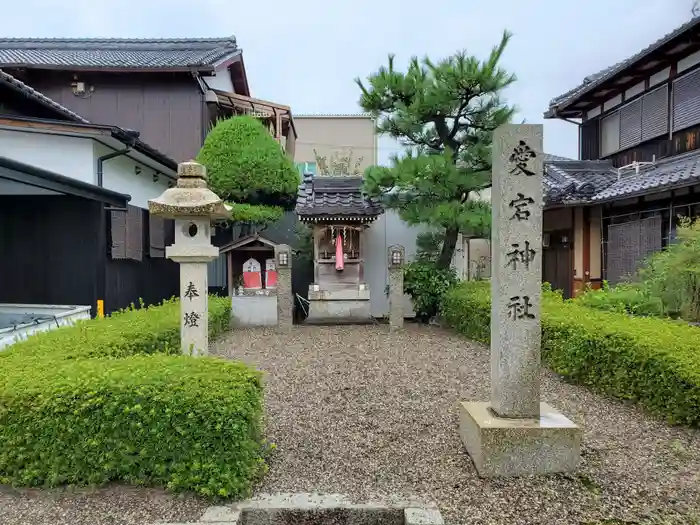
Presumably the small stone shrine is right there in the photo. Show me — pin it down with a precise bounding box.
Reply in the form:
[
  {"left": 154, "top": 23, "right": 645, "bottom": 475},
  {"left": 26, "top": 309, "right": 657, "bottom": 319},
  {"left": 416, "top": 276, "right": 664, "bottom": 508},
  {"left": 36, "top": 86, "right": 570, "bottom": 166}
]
[
  {"left": 148, "top": 160, "right": 229, "bottom": 356},
  {"left": 218, "top": 233, "right": 292, "bottom": 327},
  {"left": 296, "top": 173, "right": 384, "bottom": 323},
  {"left": 458, "top": 124, "right": 581, "bottom": 477}
]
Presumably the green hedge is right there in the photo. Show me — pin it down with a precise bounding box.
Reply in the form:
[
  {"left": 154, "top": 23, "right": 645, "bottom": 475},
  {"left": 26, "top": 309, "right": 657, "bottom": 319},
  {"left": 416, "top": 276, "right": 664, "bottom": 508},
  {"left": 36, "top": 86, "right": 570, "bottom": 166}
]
[
  {"left": 0, "top": 297, "right": 267, "bottom": 498},
  {"left": 442, "top": 281, "right": 700, "bottom": 426}
]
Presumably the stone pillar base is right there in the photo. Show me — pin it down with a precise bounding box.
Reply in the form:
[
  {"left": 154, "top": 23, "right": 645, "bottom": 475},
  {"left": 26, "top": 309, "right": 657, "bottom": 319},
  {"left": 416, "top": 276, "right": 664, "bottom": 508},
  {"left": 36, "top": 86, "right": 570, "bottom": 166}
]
[{"left": 458, "top": 401, "right": 581, "bottom": 477}]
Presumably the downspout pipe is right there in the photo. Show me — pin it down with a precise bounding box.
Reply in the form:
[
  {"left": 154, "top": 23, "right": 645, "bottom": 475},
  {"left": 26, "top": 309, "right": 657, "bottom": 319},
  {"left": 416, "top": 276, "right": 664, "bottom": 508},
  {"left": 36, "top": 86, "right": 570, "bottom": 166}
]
[
  {"left": 97, "top": 147, "right": 131, "bottom": 188},
  {"left": 95, "top": 146, "right": 131, "bottom": 319}
]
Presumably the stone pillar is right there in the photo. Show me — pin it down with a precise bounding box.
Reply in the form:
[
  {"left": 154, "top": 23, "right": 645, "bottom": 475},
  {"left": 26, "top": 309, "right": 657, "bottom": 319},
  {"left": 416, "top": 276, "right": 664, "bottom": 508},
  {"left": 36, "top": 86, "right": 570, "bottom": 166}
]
[
  {"left": 275, "top": 244, "right": 293, "bottom": 330},
  {"left": 457, "top": 124, "right": 581, "bottom": 477},
  {"left": 387, "top": 244, "right": 405, "bottom": 331},
  {"left": 490, "top": 126, "right": 544, "bottom": 419},
  {"left": 174, "top": 241, "right": 214, "bottom": 357},
  {"left": 148, "top": 160, "right": 230, "bottom": 356}
]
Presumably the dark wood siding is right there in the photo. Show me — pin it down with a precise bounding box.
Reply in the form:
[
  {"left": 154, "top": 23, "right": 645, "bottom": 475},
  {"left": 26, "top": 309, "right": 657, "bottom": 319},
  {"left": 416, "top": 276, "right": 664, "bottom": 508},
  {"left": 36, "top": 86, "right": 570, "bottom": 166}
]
[
  {"left": 21, "top": 71, "right": 205, "bottom": 161},
  {"left": 0, "top": 83, "right": 77, "bottom": 121},
  {"left": 105, "top": 208, "right": 178, "bottom": 314},
  {"left": 542, "top": 230, "right": 573, "bottom": 299},
  {"left": 608, "top": 135, "right": 673, "bottom": 167},
  {"left": 674, "top": 122, "right": 700, "bottom": 155},
  {"left": 0, "top": 195, "right": 101, "bottom": 309},
  {"left": 580, "top": 118, "right": 599, "bottom": 160},
  {"left": 0, "top": 195, "right": 179, "bottom": 316},
  {"left": 582, "top": 119, "right": 700, "bottom": 167}
]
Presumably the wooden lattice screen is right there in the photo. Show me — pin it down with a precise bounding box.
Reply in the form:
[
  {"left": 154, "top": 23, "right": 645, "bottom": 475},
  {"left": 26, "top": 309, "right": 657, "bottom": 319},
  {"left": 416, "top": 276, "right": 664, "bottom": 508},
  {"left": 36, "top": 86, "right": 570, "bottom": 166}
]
[
  {"left": 149, "top": 214, "right": 166, "bottom": 258},
  {"left": 606, "top": 215, "right": 662, "bottom": 284},
  {"left": 110, "top": 205, "right": 143, "bottom": 261}
]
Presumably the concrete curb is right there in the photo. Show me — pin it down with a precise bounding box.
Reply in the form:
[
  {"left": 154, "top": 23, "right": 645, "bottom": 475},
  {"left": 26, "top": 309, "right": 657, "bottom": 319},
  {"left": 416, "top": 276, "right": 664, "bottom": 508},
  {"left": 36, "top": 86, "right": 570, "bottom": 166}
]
[{"left": 151, "top": 493, "right": 444, "bottom": 524}]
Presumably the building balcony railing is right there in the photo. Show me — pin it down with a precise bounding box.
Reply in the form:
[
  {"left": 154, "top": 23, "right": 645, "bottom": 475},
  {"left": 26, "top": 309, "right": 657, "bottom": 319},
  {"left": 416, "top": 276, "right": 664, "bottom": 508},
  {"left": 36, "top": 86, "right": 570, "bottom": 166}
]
[{"left": 205, "top": 89, "right": 297, "bottom": 158}]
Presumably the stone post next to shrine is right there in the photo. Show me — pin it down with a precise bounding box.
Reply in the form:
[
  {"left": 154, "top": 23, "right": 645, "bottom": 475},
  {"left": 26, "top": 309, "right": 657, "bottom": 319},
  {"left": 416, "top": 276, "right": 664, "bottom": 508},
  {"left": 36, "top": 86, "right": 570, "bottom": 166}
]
[
  {"left": 458, "top": 124, "right": 581, "bottom": 477},
  {"left": 274, "top": 243, "right": 293, "bottom": 330},
  {"left": 148, "top": 160, "right": 230, "bottom": 356},
  {"left": 387, "top": 244, "right": 405, "bottom": 331}
]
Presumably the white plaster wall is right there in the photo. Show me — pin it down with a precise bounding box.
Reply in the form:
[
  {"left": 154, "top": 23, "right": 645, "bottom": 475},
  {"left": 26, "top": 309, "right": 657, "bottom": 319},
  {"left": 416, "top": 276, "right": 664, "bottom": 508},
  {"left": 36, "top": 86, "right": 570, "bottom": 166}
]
[
  {"left": 0, "top": 129, "right": 94, "bottom": 183},
  {"left": 93, "top": 143, "right": 170, "bottom": 209},
  {"left": 202, "top": 65, "right": 235, "bottom": 93},
  {"left": 0, "top": 129, "right": 173, "bottom": 208},
  {"left": 364, "top": 210, "right": 435, "bottom": 318}
]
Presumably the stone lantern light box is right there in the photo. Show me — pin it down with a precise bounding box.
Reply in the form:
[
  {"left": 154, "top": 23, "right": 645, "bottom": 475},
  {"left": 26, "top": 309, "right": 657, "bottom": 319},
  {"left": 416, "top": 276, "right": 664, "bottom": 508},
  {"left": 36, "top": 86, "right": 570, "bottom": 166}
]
[
  {"left": 389, "top": 246, "right": 405, "bottom": 267},
  {"left": 277, "top": 248, "right": 289, "bottom": 267}
]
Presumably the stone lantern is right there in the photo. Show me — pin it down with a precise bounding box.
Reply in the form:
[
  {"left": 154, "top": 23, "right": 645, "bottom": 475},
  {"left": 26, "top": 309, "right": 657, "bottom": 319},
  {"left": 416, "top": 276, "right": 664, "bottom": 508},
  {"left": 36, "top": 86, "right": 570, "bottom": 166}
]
[
  {"left": 148, "top": 160, "right": 230, "bottom": 356},
  {"left": 387, "top": 244, "right": 405, "bottom": 331}
]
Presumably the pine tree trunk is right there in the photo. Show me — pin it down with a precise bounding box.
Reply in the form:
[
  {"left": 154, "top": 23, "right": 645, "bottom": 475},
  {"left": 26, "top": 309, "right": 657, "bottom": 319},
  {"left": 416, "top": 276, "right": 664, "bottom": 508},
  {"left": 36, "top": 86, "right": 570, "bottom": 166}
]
[{"left": 436, "top": 226, "right": 459, "bottom": 270}]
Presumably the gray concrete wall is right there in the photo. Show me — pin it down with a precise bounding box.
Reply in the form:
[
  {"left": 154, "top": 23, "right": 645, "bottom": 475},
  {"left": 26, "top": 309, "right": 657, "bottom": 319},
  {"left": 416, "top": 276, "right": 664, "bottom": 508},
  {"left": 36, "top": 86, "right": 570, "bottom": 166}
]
[{"left": 231, "top": 295, "right": 277, "bottom": 326}]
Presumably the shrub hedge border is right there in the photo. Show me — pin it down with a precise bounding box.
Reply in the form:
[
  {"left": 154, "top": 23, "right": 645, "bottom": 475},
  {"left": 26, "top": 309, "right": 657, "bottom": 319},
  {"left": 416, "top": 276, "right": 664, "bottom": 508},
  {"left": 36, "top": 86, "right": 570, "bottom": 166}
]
[
  {"left": 0, "top": 297, "right": 266, "bottom": 498},
  {"left": 441, "top": 281, "right": 700, "bottom": 427}
]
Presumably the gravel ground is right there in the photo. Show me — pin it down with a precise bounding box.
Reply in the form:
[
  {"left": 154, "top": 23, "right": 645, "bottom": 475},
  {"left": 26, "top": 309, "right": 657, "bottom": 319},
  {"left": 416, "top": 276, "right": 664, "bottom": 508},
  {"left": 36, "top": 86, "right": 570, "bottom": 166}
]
[
  {"left": 0, "top": 485, "right": 208, "bottom": 525},
  {"left": 211, "top": 324, "right": 700, "bottom": 525},
  {"left": 1, "top": 323, "right": 698, "bottom": 525}
]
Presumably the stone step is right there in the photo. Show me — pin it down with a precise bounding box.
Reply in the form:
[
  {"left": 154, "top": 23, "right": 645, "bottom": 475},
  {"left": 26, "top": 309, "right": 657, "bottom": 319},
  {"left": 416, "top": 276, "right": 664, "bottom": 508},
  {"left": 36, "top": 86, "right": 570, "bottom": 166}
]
[{"left": 150, "top": 495, "right": 444, "bottom": 525}]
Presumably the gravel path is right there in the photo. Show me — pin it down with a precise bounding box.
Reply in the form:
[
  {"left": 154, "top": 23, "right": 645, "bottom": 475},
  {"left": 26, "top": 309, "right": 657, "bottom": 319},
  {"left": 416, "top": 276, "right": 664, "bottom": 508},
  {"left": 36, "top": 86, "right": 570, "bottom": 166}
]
[
  {"left": 0, "top": 485, "right": 208, "bottom": 525},
  {"left": 211, "top": 324, "right": 700, "bottom": 525},
  {"left": 1, "top": 324, "right": 698, "bottom": 525}
]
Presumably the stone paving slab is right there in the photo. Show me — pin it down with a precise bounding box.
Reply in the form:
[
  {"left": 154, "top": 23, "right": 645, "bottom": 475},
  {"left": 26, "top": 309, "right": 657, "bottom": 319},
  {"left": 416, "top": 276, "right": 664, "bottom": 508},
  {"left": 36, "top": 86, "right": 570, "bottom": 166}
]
[{"left": 150, "top": 493, "right": 444, "bottom": 525}]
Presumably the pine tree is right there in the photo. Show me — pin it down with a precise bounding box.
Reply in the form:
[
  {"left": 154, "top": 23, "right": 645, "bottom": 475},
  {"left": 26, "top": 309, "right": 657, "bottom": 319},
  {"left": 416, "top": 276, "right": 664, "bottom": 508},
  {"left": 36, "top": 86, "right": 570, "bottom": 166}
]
[{"left": 356, "top": 31, "right": 516, "bottom": 269}]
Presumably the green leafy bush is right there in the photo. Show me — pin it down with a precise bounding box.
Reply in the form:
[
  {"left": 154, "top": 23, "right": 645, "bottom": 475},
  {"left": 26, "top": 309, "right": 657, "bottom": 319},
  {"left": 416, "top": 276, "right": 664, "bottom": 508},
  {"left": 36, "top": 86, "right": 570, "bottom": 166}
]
[
  {"left": 640, "top": 217, "right": 700, "bottom": 321},
  {"left": 403, "top": 261, "right": 458, "bottom": 322},
  {"left": 577, "top": 219, "right": 700, "bottom": 322},
  {"left": 0, "top": 297, "right": 267, "bottom": 498},
  {"left": 575, "top": 281, "right": 664, "bottom": 317},
  {"left": 442, "top": 281, "right": 700, "bottom": 426},
  {"left": 196, "top": 116, "right": 298, "bottom": 211}
]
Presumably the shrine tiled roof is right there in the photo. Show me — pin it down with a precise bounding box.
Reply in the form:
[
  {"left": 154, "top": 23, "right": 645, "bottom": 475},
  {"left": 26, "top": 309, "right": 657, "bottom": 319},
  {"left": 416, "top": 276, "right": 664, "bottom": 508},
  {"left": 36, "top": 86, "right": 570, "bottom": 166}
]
[{"left": 295, "top": 174, "right": 384, "bottom": 221}]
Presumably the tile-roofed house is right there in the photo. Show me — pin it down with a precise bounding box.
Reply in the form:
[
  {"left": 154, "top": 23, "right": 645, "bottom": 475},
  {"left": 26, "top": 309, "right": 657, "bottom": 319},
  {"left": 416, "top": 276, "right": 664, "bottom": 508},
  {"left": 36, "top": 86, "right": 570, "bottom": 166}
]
[
  {"left": 295, "top": 174, "right": 384, "bottom": 222},
  {"left": 543, "top": 157, "right": 617, "bottom": 205},
  {"left": 0, "top": 80, "right": 183, "bottom": 319},
  {"left": 0, "top": 35, "right": 260, "bottom": 162},
  {"left": 0, "top": 36, "right": 240, "bottom": 70},
  {"left": 540, "top": 150, "right": 700, "bottom": 204},
  {"left": 544, "top": 16, "right": 700, "bottom": 118},
  {"left": 0, "top": 35, "right": 302, "bottom": 163},
  {"left": 592, "top": 149, "right": 700, "bottom": 202},
  {"left": 538, "top": 10, "right": 700, "bottom": 300},
  {"left": 0, "top": 68, "right": 89, "bottom": 123}
]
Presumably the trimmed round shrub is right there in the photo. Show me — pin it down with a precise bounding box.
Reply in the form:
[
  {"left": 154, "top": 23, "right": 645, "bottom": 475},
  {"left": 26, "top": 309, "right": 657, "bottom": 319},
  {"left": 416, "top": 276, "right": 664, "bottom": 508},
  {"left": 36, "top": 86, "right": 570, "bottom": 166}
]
[
  {"left": 196, "top": 115, "right": 299, "bottom": 209},
  {"left": 0, "top": 297, "right": 266, "bottom": 498}
]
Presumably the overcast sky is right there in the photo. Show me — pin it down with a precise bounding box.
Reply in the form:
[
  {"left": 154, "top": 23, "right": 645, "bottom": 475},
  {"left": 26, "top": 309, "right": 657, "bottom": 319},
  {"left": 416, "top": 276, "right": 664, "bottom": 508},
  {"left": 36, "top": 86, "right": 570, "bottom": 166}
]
[{"left": 4, "top": 0, "right": 695, "bottom": 163}]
